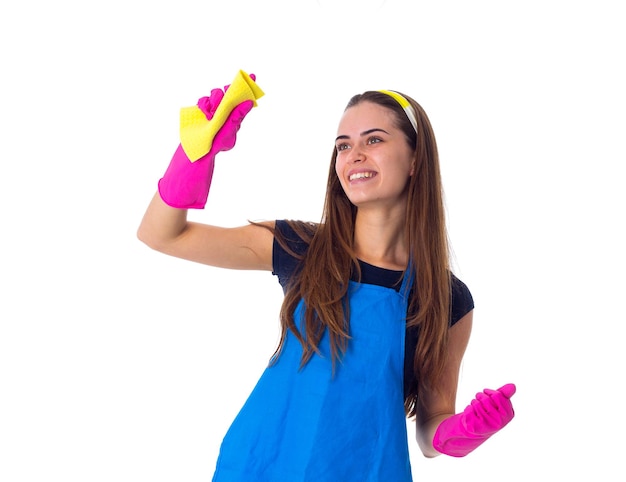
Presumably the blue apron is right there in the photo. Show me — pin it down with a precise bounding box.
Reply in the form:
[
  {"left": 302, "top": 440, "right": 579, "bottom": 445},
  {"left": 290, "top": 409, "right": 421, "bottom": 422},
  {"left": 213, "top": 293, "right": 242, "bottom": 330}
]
[{"left": 212, "top": 275, "right": 413, "bottom": 481}]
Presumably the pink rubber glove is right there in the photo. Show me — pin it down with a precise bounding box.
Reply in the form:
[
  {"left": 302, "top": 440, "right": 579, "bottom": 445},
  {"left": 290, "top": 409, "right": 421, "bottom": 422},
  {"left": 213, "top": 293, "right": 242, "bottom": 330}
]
[
  {"left": 433, "top": 383, "right": 516, "bottom": 457},
  {"left": 158, "top": 80, "right": 255, "bottom": 209}
]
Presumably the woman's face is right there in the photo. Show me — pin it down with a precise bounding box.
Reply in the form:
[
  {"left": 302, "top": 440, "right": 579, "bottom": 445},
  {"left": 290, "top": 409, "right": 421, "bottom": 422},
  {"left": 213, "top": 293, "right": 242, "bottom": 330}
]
[{"left": 334, "top": 101, "right": 414, "bottom": 209}]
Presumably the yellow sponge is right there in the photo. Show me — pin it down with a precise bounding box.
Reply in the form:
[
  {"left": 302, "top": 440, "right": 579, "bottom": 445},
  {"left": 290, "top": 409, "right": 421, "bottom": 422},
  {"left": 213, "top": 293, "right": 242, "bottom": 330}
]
[{"left": 180, "top": 70, "right": 264, "bottom": 162}]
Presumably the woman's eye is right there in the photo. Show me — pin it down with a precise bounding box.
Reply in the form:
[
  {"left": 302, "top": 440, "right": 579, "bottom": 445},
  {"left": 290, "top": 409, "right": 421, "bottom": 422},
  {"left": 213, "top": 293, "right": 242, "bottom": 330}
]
[
  {"left": 336, "top": 143, "right": 349, "bottom": 152},
  {"left": 367, "top": 137, "right": 382, "bottom": 145}
]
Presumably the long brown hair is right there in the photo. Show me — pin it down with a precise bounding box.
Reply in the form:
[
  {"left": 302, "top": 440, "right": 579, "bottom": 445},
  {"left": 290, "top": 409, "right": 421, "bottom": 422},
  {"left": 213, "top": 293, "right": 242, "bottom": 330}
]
[{"left": 270, "top": 91, "right": 451, "bottom": 418}]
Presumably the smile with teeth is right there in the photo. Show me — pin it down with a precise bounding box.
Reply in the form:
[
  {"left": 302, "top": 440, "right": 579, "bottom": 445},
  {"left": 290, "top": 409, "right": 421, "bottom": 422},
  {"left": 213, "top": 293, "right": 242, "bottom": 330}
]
[{"left": 349, "top": 171, "right": 377, "bottom": 181}]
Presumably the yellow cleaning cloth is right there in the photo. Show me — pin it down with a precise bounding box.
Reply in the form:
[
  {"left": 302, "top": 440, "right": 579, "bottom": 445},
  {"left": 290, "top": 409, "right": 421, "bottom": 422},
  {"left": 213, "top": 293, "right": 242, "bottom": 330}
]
[{"left": 180, "top": 70, "right": 264, "bottom": 162}]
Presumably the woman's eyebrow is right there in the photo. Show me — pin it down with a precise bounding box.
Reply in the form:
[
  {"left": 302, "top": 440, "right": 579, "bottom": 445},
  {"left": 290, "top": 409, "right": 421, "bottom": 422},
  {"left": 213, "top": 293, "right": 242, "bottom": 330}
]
[{"left": 335, "top": 128, "right": 390, "bottom": 142}]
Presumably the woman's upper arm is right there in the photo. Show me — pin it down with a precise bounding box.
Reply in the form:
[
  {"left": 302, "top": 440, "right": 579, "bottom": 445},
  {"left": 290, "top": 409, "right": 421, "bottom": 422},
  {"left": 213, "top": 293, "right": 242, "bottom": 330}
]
[
  {"left": 171, "top": 220, "right": 276, "bottom": 270},
  {"left": 138, "top": 192, "right": 275, "bottom": 271},
  {"left": 414, "top": 310, "right": 473, "bottom": 457}
]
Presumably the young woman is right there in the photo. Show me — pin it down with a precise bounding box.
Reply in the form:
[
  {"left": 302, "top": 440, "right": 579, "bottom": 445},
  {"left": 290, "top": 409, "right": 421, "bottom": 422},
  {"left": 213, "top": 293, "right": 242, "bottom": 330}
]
[{"left": 138, "top": 75, "right": 516, "bottom": 481}]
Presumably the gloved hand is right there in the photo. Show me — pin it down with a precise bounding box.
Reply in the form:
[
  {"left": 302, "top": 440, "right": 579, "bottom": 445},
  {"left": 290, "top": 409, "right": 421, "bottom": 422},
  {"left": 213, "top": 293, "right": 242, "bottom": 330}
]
[
  {"left": 158, "top": 73, "right": 258, "bottom": 209},
  {"left": 433, "top": 383, "right": 516, "bottom": 457}
]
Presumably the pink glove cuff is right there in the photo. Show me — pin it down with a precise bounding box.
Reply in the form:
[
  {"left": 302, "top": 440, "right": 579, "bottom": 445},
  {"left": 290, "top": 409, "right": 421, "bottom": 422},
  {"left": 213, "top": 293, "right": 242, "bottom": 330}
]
[{"left": 158, "top": 144, "right": 215, "bottom": 209}]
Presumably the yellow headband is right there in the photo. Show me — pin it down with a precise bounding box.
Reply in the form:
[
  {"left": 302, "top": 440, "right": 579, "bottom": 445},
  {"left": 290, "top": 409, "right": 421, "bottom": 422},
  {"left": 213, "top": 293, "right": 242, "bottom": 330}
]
[{"left": 379, "top": 90, "right": 418, "bottom": 134}]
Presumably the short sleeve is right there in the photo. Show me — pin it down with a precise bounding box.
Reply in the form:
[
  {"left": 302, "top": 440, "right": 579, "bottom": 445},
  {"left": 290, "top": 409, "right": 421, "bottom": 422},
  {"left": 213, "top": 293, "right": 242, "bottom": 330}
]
[
  {"left": 450, "top": 274, "right": 474, "bottom": 326},
  {"left": 272, "top": 220, "right": 310, "bottom": 293}
]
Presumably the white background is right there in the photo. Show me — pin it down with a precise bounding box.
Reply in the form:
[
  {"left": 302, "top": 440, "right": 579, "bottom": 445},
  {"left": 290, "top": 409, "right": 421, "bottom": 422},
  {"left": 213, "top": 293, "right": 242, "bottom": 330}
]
[{"left": 1, "top": 0, "right": 624, "bottom": 480}]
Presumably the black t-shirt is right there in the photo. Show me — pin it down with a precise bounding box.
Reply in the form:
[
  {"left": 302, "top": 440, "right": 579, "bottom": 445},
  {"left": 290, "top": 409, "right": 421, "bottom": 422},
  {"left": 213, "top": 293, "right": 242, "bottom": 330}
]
[{"left": 271, "top": 220, "right": 474, "bottom": 391}]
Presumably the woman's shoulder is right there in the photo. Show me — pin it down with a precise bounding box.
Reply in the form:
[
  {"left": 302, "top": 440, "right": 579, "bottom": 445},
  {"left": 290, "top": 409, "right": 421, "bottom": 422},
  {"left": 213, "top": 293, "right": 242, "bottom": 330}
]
[
  {"left": 272, "top": 220, "right": 320, "bottom": 290},
  {"left": 275, "top": 219, "right": 319, "bottom": 240},
  {"left": 450, "top": 273, "right": 474, "bottom": 325}
]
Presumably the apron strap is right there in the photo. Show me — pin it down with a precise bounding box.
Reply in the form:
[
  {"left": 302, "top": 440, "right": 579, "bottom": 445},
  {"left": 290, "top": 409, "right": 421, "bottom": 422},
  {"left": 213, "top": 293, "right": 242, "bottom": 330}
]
[{"left": 400, "top": 258, "right": 414, "bottom": 301}]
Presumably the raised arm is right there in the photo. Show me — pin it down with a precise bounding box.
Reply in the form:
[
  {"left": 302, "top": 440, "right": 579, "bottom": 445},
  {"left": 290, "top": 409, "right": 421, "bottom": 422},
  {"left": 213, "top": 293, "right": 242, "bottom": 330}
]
[{"left": 137, "top": 73, "right": 274, "bottom": 271}]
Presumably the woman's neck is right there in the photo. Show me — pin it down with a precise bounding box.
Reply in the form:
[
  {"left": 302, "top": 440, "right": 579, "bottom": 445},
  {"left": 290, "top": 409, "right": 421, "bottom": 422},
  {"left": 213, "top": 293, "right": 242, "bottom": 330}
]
[{"left": 353, "top": 207, "right": 408, "bottom": 271}]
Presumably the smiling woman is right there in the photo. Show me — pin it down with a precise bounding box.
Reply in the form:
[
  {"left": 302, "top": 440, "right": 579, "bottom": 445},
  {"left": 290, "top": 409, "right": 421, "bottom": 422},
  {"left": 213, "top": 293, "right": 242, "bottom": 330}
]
[{"left": 137, "top": 73, "right": 517, "bottom": 481}]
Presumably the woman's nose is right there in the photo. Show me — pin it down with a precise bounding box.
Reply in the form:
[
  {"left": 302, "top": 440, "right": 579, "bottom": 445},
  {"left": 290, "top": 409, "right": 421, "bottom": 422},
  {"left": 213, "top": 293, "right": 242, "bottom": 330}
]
[{"left": 346, "top": 146, "right": 364, "bottom": 163}]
